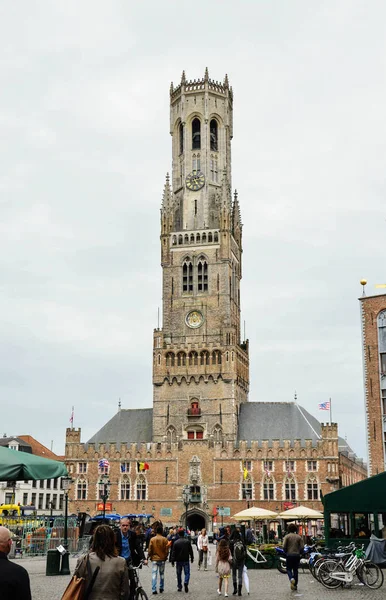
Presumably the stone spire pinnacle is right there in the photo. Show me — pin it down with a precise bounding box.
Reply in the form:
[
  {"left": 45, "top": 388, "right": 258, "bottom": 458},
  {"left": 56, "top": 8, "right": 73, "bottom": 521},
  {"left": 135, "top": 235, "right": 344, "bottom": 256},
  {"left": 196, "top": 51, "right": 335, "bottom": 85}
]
[
  {"left": 181, "top": 70, "right": 186, "bottom": 85},
  {"left": 161, "top": 173, "right": 172, "bottom": 209},
  {"left": 205, "top": 67, "right": 209, "bottom": 82}
]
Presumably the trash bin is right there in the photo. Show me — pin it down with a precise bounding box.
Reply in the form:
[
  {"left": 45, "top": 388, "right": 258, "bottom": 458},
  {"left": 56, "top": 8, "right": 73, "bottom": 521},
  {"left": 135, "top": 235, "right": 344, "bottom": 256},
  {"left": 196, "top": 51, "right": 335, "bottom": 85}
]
[{"left": 46, "top": 549, "right": 61, "bottom": 576}]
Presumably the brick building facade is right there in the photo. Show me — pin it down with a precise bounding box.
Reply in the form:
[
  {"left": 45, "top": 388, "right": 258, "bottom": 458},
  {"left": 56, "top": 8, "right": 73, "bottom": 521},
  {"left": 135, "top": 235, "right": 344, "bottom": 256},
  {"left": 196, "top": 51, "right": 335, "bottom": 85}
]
[
  {"left": 64, "top": 70, "right": 366, "bottom": 529},
  {"left": 359, "top": 288, "right": 386, "bottom": 475}
]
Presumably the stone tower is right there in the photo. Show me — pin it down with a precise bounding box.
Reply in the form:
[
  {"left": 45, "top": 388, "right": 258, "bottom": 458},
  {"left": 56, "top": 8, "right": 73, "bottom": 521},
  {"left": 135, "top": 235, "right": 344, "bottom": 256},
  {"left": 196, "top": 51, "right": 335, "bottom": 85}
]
[{"left": 152, "top": 69, "right": 250, "bottom": 443}]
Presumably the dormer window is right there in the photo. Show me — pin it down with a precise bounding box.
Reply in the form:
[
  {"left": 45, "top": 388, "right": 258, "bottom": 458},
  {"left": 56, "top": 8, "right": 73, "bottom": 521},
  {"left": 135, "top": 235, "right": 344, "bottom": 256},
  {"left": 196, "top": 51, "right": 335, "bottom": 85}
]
[{"left": 192, "top": 118, "right": 201, "bottom": 150}]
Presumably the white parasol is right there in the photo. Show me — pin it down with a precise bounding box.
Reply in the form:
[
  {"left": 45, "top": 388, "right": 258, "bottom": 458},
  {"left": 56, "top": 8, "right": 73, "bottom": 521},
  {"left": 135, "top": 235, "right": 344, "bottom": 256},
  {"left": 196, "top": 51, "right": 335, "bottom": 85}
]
[
  {"left": 232, "top": 506, "right": 279, "bottom": 520},
  {"left": 278, "top": 505, "right": 323, "bottom": 520}
]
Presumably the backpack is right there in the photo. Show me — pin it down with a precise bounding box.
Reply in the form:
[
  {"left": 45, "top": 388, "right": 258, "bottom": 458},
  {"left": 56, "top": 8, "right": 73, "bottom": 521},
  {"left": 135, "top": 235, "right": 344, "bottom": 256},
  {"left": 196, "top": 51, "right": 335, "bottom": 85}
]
[{"left": 234, "top": 540, "right": 245, "bottom": 562}]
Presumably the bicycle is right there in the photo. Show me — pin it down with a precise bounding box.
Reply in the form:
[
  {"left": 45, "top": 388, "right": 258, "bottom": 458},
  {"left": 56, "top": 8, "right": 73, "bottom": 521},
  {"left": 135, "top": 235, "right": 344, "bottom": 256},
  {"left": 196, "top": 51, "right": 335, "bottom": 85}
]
[
  {"left": 317, "top": 547, "right": 384, "bottom": 589},
  {"left": 128, "top": 560, "right": 149, "bottom": 600},
  {"left": 246, "top": 545, "right": 274, "bottom": 569},
  {"left": 310, "top": 542, "right": 356, "bottom": 580}
]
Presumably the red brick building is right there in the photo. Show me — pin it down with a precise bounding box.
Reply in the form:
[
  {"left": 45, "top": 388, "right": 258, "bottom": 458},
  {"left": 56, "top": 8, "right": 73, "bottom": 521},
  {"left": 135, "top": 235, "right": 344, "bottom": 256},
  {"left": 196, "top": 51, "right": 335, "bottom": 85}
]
[
  {"left": 359, "top": 289, "right": 386, "bottom": 475},
  {"left": 64, "top": 70, "right": 366, "bottom": 528}
]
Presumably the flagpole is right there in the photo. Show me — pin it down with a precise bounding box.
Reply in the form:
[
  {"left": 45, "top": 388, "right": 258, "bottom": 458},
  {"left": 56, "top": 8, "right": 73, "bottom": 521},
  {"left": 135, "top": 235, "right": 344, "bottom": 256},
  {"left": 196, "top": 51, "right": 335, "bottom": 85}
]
[{"left": 329, "top": 398, "right": 332, "bottom": 425}]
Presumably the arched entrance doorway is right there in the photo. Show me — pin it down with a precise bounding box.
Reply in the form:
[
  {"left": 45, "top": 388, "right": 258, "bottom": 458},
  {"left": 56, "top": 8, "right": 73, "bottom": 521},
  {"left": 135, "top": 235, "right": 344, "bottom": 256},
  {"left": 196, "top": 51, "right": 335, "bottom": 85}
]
[{"left": 183, "top": 509, "right": 207, "bottom": 532}]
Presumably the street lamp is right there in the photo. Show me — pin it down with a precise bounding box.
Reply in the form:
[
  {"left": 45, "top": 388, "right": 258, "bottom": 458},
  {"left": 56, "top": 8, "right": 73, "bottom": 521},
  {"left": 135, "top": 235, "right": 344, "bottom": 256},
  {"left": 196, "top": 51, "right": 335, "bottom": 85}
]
[
  {"left": 60, "top": 476, "right": 72, "bottom": 575},
  {"left": 182, "top": 487, "right": 190, "bottom": 529},
  {"left": 98, "top": 476, "right": 111, "bottom": 521}
]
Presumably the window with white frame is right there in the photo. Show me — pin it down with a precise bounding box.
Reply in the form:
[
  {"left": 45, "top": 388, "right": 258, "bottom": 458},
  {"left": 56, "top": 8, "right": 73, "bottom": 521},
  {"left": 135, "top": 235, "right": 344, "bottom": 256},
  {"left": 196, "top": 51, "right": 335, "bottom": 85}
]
[
  {"left": 307, "top": 460, "right": 317, "bottom": 472},
  {"left": 285, "top": 460, "right": 295, "bottom": 472},
  {"left": 263, "top": 479, "right": 274, "bottom": 500},
  {"left": 263, "top": 460, "right": 273, "bottom": 473},
  {"left": 284, "top": 478, "right": 296, "bottom": 501},
  {"left": 78, "top": 462, "right": 87, "bottom": 474},
  {"left": 307, "top": 477, "right": 319, "bottom": 500},
  {"left": 120, "top": 477, "right": 131, "bottom": 500},
  {"left": 120, "top": 462, "right": 130, "bottom": 474},
  {"left": 136, "top": 476, "right": 147, "bottom": 500},
  {"left": 77, "top": 478, "right": 87, "bottom": 500},
  {"left": 242, "top": 480, "right": 253, "bottom": 500}
]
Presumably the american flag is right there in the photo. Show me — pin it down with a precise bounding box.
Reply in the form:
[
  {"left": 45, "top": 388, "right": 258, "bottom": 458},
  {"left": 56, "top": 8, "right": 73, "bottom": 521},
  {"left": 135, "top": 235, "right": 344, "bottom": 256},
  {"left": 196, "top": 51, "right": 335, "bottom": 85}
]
[
  {"left": 318, "top": 401, "right": 331, "bottom": 411},
  {"left": 98, "top": 458, "right": 110, "bottom": 469}
]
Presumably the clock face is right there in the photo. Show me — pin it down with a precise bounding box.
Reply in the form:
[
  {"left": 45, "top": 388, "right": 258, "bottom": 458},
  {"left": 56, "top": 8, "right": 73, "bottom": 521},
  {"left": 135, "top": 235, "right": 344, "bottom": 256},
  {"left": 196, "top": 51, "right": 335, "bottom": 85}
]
[
  {"left": 186, "top": 170, "right": 205, "bottom": 191},
  {"left": 185, "top": 310, "right": 204, "bottom": 329}
]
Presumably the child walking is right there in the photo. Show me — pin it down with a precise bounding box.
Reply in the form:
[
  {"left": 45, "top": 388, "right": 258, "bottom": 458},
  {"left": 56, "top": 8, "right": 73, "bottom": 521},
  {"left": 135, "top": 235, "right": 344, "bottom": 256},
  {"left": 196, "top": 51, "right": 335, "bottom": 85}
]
[{"left": 216, "top": 539, "right": 232, "bottom": 597}]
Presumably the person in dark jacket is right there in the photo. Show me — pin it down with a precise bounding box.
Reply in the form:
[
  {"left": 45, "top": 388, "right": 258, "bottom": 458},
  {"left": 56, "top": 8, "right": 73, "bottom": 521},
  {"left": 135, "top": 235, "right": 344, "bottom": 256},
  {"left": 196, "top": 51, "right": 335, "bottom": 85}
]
[
  {"left": 229, "top": 528, "right": 246, "bottom": 596},
  {"left": 171, "top": 528, "right": 194, "bottom": 592},
  {"left": 115, "top": 518, "right": 147, "bottom": 600},
  {"left": 0, "top": 526, "right": 31, "bottom": 600}
]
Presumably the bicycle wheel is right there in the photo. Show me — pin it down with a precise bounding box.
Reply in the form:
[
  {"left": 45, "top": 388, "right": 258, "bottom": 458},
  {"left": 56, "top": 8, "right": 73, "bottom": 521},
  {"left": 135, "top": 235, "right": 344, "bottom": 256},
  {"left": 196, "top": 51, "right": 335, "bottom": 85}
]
[
  {"left": 261, "top": 553, "right": 274, "bottom": 569},
  {"left": 136, "top": 587, "right": 149, "bottom": 600},
  {"left": 318, "top": 560, "right": 344, "bottom": 589},
  {"left": 358, "top": 561, "right": 384, "bottom": 589},
  {"left": 311, "top": 556, "right": 326, "bottom": 580}
]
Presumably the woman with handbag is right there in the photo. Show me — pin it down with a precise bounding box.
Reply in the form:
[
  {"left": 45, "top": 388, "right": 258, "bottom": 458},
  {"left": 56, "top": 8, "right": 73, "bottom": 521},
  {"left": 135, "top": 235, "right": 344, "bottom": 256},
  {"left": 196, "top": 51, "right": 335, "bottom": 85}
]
[
  {"left": 69, "top": 525, "right": 129, "bottom": 600},
  {"left": 197, "top": 528, "right": 209, "bottom": 571}
]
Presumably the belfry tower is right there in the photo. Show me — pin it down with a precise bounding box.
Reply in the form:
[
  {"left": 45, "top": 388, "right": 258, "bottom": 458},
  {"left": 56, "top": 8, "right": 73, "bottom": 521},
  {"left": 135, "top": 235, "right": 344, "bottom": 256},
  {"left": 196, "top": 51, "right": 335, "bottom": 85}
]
[{"left": 152, "top": 69, "right": 249, "bottom": 443}]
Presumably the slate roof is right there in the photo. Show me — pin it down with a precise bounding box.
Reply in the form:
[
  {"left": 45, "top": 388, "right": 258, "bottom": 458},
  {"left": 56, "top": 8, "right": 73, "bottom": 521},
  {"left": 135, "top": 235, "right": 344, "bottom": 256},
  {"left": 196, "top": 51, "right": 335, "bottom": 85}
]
[
  {"left": 238, "top": 402, "right": 354, "bottom": 453},
  {"left": 86, "top": 409, "right": 153, "bottom": 447},
  {"left": 0, "top": 437, "right": 32, "bottom": 453}
]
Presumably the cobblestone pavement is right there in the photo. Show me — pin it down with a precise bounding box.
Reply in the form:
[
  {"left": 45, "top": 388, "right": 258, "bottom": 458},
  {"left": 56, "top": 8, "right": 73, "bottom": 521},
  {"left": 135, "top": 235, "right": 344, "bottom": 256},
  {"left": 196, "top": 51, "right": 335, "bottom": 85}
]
[{"left": 12, "top": 546, "right": 385, "bottom": 600}]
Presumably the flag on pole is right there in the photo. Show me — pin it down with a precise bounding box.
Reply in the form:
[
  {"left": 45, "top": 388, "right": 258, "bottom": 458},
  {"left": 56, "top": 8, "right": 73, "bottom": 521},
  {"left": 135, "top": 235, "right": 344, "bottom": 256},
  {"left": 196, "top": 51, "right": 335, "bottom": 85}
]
[
  {"left": 98, "top": 458, "right": 110, "bottom": 469},
  {"left": 243, "top": 467, "right": 249, "bottom": 480},
  {"left": 69, "top": 406, "right": 74, "bottom": 426},
  {"left": 137, "top": 461, "right": 150, "bottom": 472},
  {"left": 318, "top": 401, "right": 331, "bottom": 411}
]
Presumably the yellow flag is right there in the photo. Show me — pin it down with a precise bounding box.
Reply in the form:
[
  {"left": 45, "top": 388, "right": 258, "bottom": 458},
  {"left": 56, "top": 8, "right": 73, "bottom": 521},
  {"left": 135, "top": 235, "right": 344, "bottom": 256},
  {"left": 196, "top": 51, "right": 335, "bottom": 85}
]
[{"left": 243, "top": 467, "right": 248, "bottom": 480}]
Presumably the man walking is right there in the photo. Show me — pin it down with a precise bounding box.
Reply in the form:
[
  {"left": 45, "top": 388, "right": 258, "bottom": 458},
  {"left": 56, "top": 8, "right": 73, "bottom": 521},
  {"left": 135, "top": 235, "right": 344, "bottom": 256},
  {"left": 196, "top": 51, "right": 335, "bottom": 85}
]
[
  {"left": 148, "top": 525, "right": 169, "bottom": 595},
  {"left": 0, "top": 526, "right": 31, "bottom": 600},
  {"left": 229, "top": 527, "right": 246, "bottom": 596},
  {"left": 116, "top": 518, "right": 147, "bottom": 599},
  {"left": 171, "top": 528, "right": 194, "bottom": 592}
]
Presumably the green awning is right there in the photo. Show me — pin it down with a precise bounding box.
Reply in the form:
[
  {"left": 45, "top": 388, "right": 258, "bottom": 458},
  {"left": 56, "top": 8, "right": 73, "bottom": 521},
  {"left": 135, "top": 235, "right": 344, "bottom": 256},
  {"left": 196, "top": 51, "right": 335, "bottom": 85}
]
[
  {"left": 323, "top": 471, "right": 386, "bottom": 513},
  {"left": 0, "top": 446, "right": 68, "bottom": 481}
]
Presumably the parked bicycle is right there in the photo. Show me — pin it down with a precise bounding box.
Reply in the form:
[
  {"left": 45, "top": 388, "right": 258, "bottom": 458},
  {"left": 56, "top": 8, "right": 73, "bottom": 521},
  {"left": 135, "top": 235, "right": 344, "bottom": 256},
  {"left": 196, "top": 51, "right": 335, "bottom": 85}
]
[
  {"left": 317, "top": 546, "right": 384, "bottom": 589},
  {"left": 246, "top": 545, "right": 275, "bottom": 568}
]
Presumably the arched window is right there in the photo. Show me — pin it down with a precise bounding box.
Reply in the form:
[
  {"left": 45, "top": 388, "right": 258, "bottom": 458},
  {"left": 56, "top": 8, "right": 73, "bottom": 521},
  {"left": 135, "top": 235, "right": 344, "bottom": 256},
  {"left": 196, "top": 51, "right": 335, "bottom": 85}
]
[
  {"left": 213, "top": 425, "right": 222, "bottom": 441},
  {"left": 166, "top": 352, "right": 175, "bottom": 367},
  {"left": 306, "top": 476, "right": 319, "bottom": 501},
  {"left": 284, "top": 475, "right": 296, "bottom": 501},
  {"left": 136, "top": 476, "right": 147, "bottom": 500},
  {"left": 202, "top": 233, "right": 207, "bottom": 242},
  {"left": 208, "top": 232, "right": 213, "bottom": 243},
  {"left": 192, "top": 153, "right": 201, "bottom": 171},
  {"left": 182, "top": 258, "right": 193, "bottom": 293},
  {"left": 190, "top": 400, "right": 200, "bottom": 415},
  {"left": 192, "top": 118, "right": 201, "bottom": 150},
  {"left": 76, "top": 477, "right": 87, "bottom": 500},
  {"left": 172, "top": 235, "right": 177, "bottom": 245},
  {"left": 189, "top": 352, "right": 198, "bottom": 366},
  {"left": 214, "top": 232, "right": 219, "bottom": 242},
  {"left": 212, "top": 350, "right": 222, "bottom": 365},
  {"left": 262, "top": 475, "right": 275, "bottom": 501},
  {"left": 196, "top": 233, "right": 200, "bottom": 243},
  {"left": 178, "top": 234, "right": 183, "bottom": 245},
  {"left": 177, "top": 352, "right": 186, "bottom": 366},
  {"left": 120, "top": 475, "right": 130, "bottom": 500},
  {"left": 190, "top": 233, "right": 195, "bottom": 243},
  {"left": 197, "top": 257, "right": 208, "bottom": 292},
  {"left": 210, "top": 119, "right": 218, "bottom": 151},
  {"left": 167, "top": 426, "right": 177, "bottom": 444},
  {"left": 184, "top": 234, "right": 189, "bottom": 244},
  {"left": 179, "top": 122, "right": 184, "bottom": 154},
  {"left": 200, "top": 351, "right": 209, "bottom": 365}
]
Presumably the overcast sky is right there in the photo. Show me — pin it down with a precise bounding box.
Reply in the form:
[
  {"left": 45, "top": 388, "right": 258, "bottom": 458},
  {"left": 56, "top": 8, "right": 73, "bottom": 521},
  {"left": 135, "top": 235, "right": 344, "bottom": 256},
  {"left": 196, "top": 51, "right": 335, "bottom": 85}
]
[{"left": 1, "top": 1, "right": 385, "bottom": 459}]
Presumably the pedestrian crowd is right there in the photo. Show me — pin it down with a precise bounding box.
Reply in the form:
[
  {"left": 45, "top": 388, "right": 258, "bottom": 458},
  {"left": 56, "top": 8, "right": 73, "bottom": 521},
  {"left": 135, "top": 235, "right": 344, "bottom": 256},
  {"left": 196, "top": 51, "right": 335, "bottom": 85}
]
[{"left": 0, "top": 518, "right": 306, "bottom": 599}]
